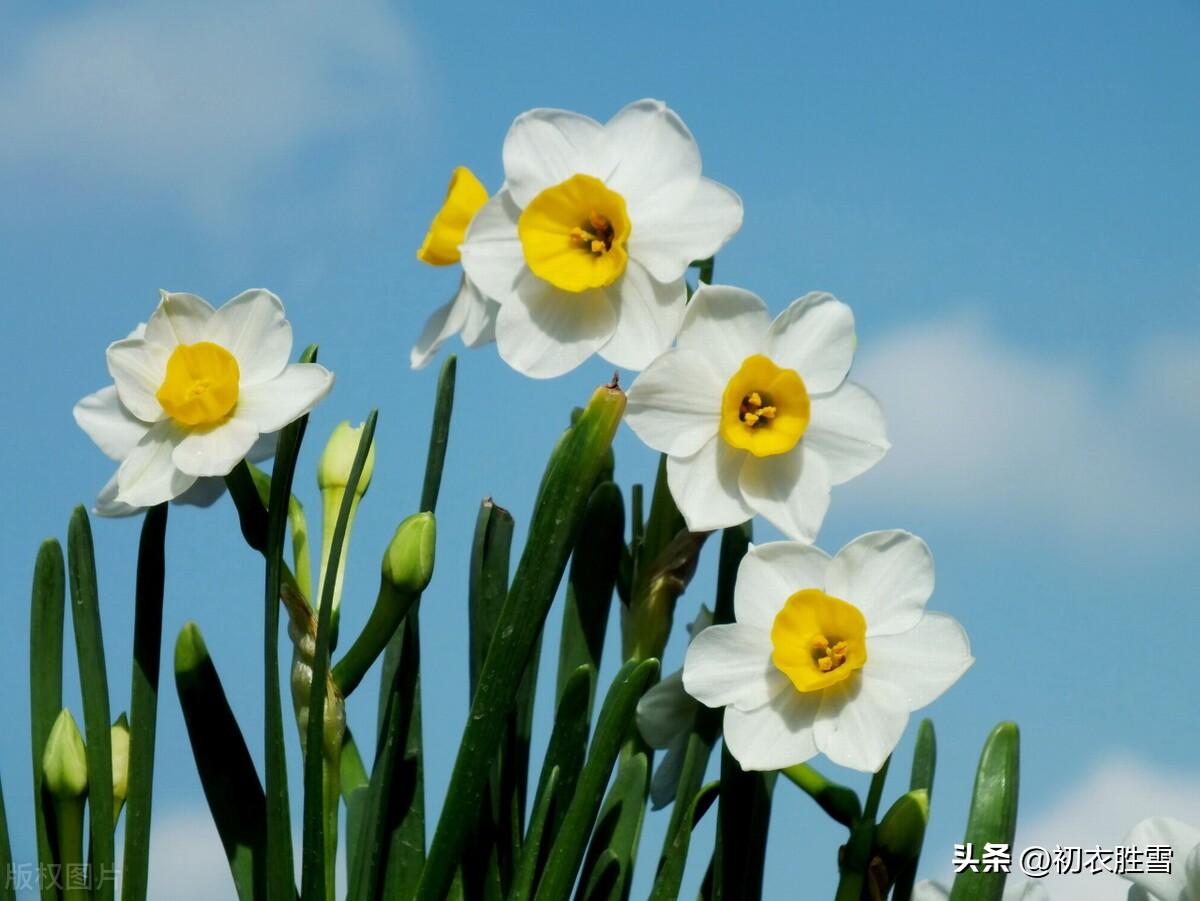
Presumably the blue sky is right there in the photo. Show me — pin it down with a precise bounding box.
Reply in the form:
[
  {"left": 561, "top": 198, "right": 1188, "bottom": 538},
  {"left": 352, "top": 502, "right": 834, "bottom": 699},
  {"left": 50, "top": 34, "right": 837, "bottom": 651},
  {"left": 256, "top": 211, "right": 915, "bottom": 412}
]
[{"left": 1, "top": 2, "right": 1198, "bottom": 898}]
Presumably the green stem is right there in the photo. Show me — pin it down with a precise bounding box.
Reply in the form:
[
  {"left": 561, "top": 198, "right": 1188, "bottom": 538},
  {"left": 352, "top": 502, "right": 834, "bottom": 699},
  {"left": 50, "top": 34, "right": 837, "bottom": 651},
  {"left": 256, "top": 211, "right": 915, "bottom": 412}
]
[
  {"left": 323, "top": 762, "right": 340, "bottom": 901},
  {"left": 834, "top": 757, "right": 891, "bottom": 901},
  {"left": 54, "top": 797, "right": 87, "bottom": 901}
]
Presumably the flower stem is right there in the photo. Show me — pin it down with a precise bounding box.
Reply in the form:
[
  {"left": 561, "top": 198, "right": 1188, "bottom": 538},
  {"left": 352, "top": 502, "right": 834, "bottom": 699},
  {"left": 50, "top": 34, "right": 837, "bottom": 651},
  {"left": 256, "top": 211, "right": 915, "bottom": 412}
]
[
  {"left": 54, "top": 797, "right": 87, "bottom": 901},
  {"left": 833, "top": 756, "right": 891, "bottom": 901}
]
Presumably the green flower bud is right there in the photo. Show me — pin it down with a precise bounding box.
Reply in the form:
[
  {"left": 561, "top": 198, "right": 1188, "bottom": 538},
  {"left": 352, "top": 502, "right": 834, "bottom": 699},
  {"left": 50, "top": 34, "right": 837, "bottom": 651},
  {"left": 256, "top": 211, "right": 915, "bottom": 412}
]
[
  {"left": 43, "top": 709, "right": 88, "bottom": 800},
  {"left": 382, "top": 512, "right": 436, "bottom": 595},
  {"left": 875, "top": 788, "right": 930, "bottom": 863},
  {"left": 318, "top": 421, "right": 377, "bottom": 627},
  {"left": 111, "top": 713, "right": 130, "bottom": 805}
]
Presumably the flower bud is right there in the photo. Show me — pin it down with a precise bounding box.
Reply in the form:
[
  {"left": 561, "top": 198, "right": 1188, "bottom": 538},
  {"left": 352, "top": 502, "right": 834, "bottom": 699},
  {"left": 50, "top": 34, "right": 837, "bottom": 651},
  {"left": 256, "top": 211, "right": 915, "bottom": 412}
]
[
  {"left": 875, "top": 788, "right": 930, "bottom": 863},
  {"left": 43, "top": 709, "right": 88, "bottom": 800},
  {"left": 111, "top": 713, "right": 130, "bottom": 809},
  {"left": 382, "top": 512, "right": 436, "bottom": 595},
  {"left": 318, "top": 421, "right": 377, "bottom": 493}
]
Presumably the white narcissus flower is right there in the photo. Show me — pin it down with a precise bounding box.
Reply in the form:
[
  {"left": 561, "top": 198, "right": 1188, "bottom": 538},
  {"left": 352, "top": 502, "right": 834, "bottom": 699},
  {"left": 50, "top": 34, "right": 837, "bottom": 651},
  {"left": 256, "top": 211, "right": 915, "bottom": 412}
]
[
  {"left": 411, "top": 166, "right": 501, "bottom": 369},
  {"left": 913, "top": 880, "right": 1049, "bottom": 900},
  {"left": 459, "top": 98, "right": 743, "bottom": 378},
  {"left": 635, "top": 605, "right": 712, "bottom": 809},
  {"left": 1121, "top": 817, "right": 1200, "bottom": 901},
  {"left": 682, "top": 531, "right": 973, "bottom": 773},
  {"left": 624, "top": 284, "right": 889, "bottom": 543},
  {"left": 74, "top": 290, "right": 334, "bottom": 510}
]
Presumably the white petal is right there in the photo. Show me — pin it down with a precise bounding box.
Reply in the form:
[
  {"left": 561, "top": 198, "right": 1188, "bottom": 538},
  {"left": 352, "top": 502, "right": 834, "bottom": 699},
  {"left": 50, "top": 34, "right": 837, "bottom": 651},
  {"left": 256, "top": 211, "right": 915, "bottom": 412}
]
[
  {"left": 144, "top": 291, "right": 216, "bottom": 349},
  {"left": 106, "top": 338, "right": 168, "bottom": 422},
  {"left": 766, "top": 293, "right": 856, "bottom": 394},
  {"left": 722, "top": 688, "right": 821, "bottom": 772},
  {"left": 116, "top": 420, "right": 196, "bottom": 507},
  {"left": 602, "top": 99, "right": 700, "bottom": 213},
  {"left": 636, "top": 670, "right": 694, "bottom": 749},
  {"left": 734, "top": 541, "right": 832, "bottom": 631},
  {"left": 459, "top": 191, "right": 526, "bottom": 304},
  {"left": 805, "top": 383, "right": 890, "bottom": 485},
  {"left": 458, "top": 279, "right": 499, "bottom": 348},
  {"left": 1123, "top": 818, "right": 1200, "bottom": 901},
  {"left": 629, "top": 178, "right": 744, "bottom": 284},
  {"left": 246, "top": 430, "right": 279, "bottom": 463},
  {"left": 738, "top": 445, "right": 832, "bottom": 543},
  {"left": 827, "top": 531, "right": 934, "bottom": 637},
  {"left": 682, "top": 623, "right": 788, "bottom": 712},
  {"left": 502, "top": 107, "right": 606, "bottom": 207},
  {"left": 236, "top": 363, "right": 334, "bottom": 434},
  {"left": 494, "top": 273, "right": 616, "bottom": 378},
  {"left": 74, "top": 386, "right": 151, "bottom": 461},
  {"left": 814, "top": 675, "right": 910, "bottom": 773},
  {"left": 93, "top": 471, "right": 139, "bottom": 518},
  {"left": 865, "top": 613, "right": 973, "bottom": 710},
  {"left": 205, "top": 289, "right": 292, "bottom": 386},
  {"left": 173, "top": 477, "right": 228, "bottom": 509},
  {"left": 172, "top": 416, "right": 260, "bottom": 478},
  {"left": 597, "top": 261, "right": 686, "bottom": 371},
  {"left": 1184, "top": 843, "right": 1200, "bottom": 898},
  {"left": 649, "top": 734, "right": 689, "bottom": 810},
  {"left": 911, "top": 882, "right": 950, "bottom": 901},
  {"left": 666, "top": 436, "right": 754, "bottom": 532},
  {"left": 410, "top": 287, "right": 471, "bottom": 371},
  {"left": 625, "top": 348, "right": 722, "bottom": 457},
  {"left": 675, "top": 284, "right": 769, "bottom": 378}
]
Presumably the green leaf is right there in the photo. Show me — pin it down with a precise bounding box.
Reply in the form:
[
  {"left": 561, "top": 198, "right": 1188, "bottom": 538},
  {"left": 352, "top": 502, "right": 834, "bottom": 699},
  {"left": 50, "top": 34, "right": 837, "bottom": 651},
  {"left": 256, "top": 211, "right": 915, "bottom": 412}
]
[
  {"left": 121, "top": 503, "right": 169, "bottom": 901},
  {"left": 892, "top": 719, "right": 938, "bottom": 901},
  {"left": 648, "top": 781, "right": 719, "bottom": 901},
  {"left": 418, "top": 382, "right": 626, "bottom": 901},
  {"left": 511, "top": 766, "right": 560, "bottom": 901},
  {"left": 262, "top": 342, "right": 318, "bottom": 900},
  {"left": 577, "top": 849, "right": 621, "bottom": 901},
  {"left": 0, "top": 771, "right": 13, "bottom": 901},
  {"left": 302, "top": 410, "right": 376, "bottom": 901},
  {"left": 420, "top": 354, "right": 456, "bottom": 514},
  {"left": 655, "top": 707, "right": 719, "bottom": 873},
  {"left": 66, "top": 506, "right": 116, "bottom": 901},
  {"left": 712, "top": 755, "right": 775, "bottom": 901},
  {"left": 533, "top": 658, "right": 659, "bottom": 901},
  {"left": 469, "top": 499, "right": 514, "bottom": 701},
  {"left": 29, "top": 538, "right": 65, "bottom": 901},
  {"left": 949, "top": 723, "right": 1020, "bottom": 901},
  {"left": 556, "top": 481, "right": 624, "bottom": 712},
  {"left": 576, "top": 745, "right": 649, "bottom": 901},
  {"left": 175, "top": 622, "right": 267, "bottom": 901}
]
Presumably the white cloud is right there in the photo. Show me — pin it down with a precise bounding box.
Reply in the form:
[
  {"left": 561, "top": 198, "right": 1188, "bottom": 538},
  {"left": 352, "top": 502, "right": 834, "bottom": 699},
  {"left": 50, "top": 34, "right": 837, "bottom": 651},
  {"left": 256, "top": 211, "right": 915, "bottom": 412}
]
[
  {"left": 1011, "top": 756, "right": 1200, "bottom": 900},
  {"left": 120, "top": 808, "right": 235, "bottom": 901},
  {"left": 0, "top": 2, "right": 422, "bottom": 225},
  {"left": 850, "top": 313, "right": 1200, "bottom": 546}
]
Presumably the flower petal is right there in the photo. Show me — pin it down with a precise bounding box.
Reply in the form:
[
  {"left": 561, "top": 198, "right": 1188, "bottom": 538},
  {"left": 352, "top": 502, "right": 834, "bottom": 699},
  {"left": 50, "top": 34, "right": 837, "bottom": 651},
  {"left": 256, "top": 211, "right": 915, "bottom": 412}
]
[
  {"left": 174, "top": 477, "right": 228, "bottom": 508},
  {"left": 503, "top": 108, "right": 606, "bottom": 207},
  {"left": 827, "top": 531, "right": 934, "bottom": 637},
  {"left": 602, "top": 99, "right": 700, "bottom": 212},
  {"left": 649, "top": 734, "right": 689, "bottom": 810},
  {"left": 410, "top": 289, "right": 471, "bottom": 371},
  {"left": 738, "top": 444, "right": 832, "bottom": 543},
  {"left": 106, "top": 338, "right": 168, "bottom": 422},
  {"left": 597, "top": 261, "right": 686, "bottom": 371},
  {"left": 144, "top": 291, "right": 216, "bottom": 349},
  {"left": 806, "top": 383, "right": 890, "bottom": 485},
  {"left": 666, "top": 436, "right": 754, "bottom": 532},
  {"left": 1123, "top": 817, "right": 1200, "bottom": 901},
  {"left": 675, "top": 284, "right": 770, "bottom": 378},
  {"left": 171, "top": 416, "right": 260, "bottom": 478},
  {"left": 625, "top": 348, "right": 723, "bottom": 457},
  {"left": 494, "top": 272, "right": 616, "bottom": 378},
  {"left": 636, "top": 670, "right": 695, "bottom": 749},
  {"left": 74, "top": 386, "right": 151, "bottom": 461},
  {"left": 205, "top": 289, "right": 292, "bottom": 386},
  {"left": 94, "top": 471, "right": 138, "bottom": 518},
  {"left": 629, "top": 178, "right": 744, "bottom": 284},
  {"left": 116, "top": 420, "right": 196, "bottom": 507},
  {"left": 683, "top": 623, "right": 789, "bottom": 712},
  {"left": 766, "top": 293, "right": 856, "bottom": 394},
  {"left": 458, "top": 279, "right": 499, "bottom": 347},
  {"left": 723, "top": 688, "right": 822, "bottom": 772},
  {"left": 236, "top": 363, "right": 334, "bottom": 434},
  {"left": 813, "top": 674, "right": 909, "bottom": 773},
  {"left": 866, "top": 613, "right": 973, "bottom": 710},
  {"left": 734, "top": 541, "right": 832, "bottom": 631},
  {"left": 459, "top": 191, "right": 526, "bottom": 303}
]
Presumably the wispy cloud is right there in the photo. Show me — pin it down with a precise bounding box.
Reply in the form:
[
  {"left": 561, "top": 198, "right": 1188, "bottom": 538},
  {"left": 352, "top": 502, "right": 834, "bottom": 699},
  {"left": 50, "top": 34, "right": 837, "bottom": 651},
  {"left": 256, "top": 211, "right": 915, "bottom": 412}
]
[
  {"left": 849, "top": 313, "right": 1200, "bottom": 548},
  {"left": 0, "top": 2, "right": 423, "bottom": 226}
]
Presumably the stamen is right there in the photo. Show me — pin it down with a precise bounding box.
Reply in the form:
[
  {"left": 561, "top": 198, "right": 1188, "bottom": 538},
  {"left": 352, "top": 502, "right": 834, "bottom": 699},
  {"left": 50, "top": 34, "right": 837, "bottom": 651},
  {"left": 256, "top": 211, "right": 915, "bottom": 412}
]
[
  {"left": 739, "top": 390, "right": 778, "bottom": 428},
  {"left": 811, "top": 634, "right": 852, "bottom": 675}
]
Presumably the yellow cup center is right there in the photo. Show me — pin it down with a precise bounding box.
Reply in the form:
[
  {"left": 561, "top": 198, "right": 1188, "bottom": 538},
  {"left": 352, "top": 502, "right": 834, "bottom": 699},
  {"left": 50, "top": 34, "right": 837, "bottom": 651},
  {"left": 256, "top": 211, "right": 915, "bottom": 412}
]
[
  {"left": 156, "top": 341, "right": 240, "bottom": 427},
  {"left": 417, "top": 166, "right": 490, "bottom": 267},
  {"left": 517, "top": 174, "right": 631, "bottom": 293},
  {"left": 719, "top": 354, "right": 811, "bottom": 457},
  {"left": 770, "top": 589, "right": 868, "bottom": 692}
]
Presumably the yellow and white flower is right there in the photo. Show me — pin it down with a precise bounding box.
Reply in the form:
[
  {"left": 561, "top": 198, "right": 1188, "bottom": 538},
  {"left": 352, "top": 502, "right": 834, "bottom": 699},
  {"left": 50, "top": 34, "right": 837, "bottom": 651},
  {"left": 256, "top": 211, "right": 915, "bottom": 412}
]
[
  {"left": 1121, "top": 817, "right": 1200, "bottom": 901},
  {"left": 635, "top": 605, "right": 712, "bottom": 809},
  {"left": 411, "top": 166, "right": 501, "bottom": 369},
  {"left": 459, "top": 99, "right": 743, "bottom": 378},
  {"left": 682, "top": 531, "right": 973, "bottom": 773},
  {"left": 74, "top": 290, "right": 333, "bottom": 510},
  {"left": 625, "top": 284, "right": 889, "bottom": 543}
]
